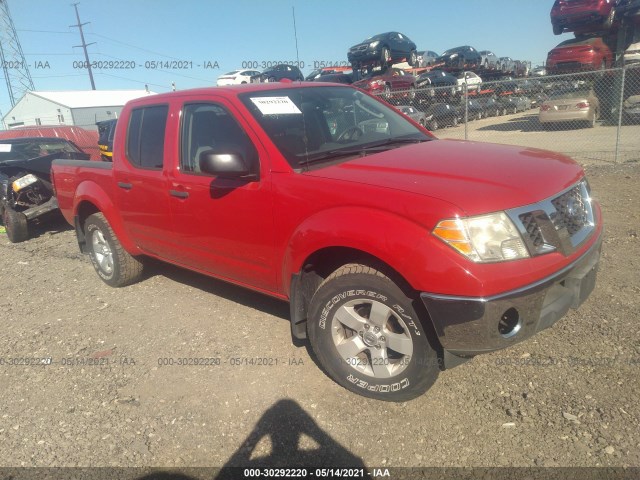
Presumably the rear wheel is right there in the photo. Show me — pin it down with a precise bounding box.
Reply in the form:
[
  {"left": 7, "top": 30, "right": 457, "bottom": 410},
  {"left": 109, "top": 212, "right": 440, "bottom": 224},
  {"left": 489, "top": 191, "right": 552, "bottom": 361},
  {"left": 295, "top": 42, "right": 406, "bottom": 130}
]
[
  {"left": 430, "top": 119, "right": 439, "bottom": 130},
  {"left": 307, "top": 264, "right": 439, "bottom": 402},
  {"left": 3, "top": 206, "right": 29, "bottom": 243},
  {"left": 85, "top": 213, "right": 144, "bottom": 287},
  {"left": 553, "top": 24, "right": 563, "bottom": 35}
]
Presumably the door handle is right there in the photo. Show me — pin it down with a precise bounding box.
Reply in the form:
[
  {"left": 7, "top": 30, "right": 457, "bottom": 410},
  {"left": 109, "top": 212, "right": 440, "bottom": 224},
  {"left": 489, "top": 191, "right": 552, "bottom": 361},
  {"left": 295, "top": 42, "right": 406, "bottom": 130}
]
[
  {"left": 117, "top": 182, "right": 133, "bottom": 190},
  {"left": 169, "top": 190, "right": 189, "bottom": 199}
]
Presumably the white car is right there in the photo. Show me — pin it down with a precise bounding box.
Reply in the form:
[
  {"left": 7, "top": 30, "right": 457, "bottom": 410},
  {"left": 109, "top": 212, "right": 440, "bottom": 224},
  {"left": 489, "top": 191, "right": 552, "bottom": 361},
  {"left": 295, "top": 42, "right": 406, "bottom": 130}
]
[
  {"left": 216, "top": 69, "right": 261, "bottom": 86},
  {"left": 456, "top": 71, "right": 482, "bottom": 93},
  {"left": 624, "top": 42, "right": 640, "bottom": 64}
]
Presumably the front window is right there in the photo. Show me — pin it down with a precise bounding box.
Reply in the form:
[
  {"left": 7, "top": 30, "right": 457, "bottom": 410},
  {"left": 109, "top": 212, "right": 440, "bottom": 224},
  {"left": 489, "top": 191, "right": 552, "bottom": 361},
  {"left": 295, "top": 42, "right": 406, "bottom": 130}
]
[{"left": 239, "top": 86, "right": 432, "bottom": 170}]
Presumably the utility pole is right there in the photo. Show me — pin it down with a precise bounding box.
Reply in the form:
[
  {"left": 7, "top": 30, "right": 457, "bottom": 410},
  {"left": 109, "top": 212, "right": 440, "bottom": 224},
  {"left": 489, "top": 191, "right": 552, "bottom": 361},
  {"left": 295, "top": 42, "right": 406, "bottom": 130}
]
[
  {"left": 0, "top": 0, "right": 35, "bottom": 107},
  {"left": 71, "top": 2, "right": 96, "bottom": 90}
]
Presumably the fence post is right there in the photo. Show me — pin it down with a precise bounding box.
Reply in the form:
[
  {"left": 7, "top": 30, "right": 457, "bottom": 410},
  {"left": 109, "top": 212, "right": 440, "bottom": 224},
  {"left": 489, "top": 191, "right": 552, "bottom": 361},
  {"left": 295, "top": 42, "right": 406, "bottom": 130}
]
[
  {"left": 615, "top": 65, "right": 626, "bottom": 164},
  {"left": 463, "top": 83, "right": 468, "bottom": 140}
]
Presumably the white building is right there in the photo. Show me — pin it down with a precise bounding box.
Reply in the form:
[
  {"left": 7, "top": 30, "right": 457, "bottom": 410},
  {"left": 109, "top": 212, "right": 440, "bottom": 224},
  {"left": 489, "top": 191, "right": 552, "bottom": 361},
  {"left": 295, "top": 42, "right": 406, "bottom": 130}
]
[{"left": 2, "top": 90, "right": 155, "bottom": 131}]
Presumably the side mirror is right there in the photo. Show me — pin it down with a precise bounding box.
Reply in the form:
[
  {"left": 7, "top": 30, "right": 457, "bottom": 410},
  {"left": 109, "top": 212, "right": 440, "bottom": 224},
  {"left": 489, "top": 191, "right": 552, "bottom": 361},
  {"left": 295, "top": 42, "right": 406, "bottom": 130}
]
[{"left": 199, "top": 150, "right": 257, "bottom": 180}]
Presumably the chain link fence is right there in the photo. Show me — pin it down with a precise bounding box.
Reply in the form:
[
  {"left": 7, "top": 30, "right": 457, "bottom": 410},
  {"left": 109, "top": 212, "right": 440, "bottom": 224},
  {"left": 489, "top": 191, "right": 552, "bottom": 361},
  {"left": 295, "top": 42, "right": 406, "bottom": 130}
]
[{"left": 378, "top": 64, "right": 640, "bottom": 165}]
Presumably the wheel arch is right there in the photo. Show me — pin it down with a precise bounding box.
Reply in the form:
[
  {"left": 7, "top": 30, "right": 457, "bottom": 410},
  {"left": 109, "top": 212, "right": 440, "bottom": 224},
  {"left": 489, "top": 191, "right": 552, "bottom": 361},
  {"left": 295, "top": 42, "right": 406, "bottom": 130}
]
[
  {"left": 72, "top": 182, "right": 139, "bottom": 255},
  {"left": 289, "top": 246, "right": 416, "bottom": 340}
]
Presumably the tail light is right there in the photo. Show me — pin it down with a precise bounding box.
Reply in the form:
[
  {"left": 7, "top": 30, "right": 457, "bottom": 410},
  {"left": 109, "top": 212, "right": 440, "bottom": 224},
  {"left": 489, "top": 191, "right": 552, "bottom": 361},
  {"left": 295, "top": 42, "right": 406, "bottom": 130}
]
[
  {"left": 540, "top": 105, "right": 551, "bottom": 111},
  {"left": 576, "top": 102, "right": 590, "bottom": 109}
]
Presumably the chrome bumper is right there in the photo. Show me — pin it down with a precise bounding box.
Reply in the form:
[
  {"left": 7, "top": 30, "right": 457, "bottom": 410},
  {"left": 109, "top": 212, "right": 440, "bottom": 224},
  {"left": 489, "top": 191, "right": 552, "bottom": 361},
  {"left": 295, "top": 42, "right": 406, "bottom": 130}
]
[{"left": 421, "top": 234, "right": 602, "bottom": 356}]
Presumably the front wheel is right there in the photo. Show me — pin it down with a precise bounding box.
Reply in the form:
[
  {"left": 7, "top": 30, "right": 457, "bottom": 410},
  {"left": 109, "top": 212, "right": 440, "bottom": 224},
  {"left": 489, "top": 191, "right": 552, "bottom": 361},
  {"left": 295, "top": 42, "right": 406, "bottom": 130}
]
[
  {"left": 408, "top": 50, "right": 417, "bottom": 67},
  {"left": 307, "top": 264, "right": 439, "bottom": 401},
  {"left": 3, "top": 206, "right": 29, "bottom": 243},
  {"left": 85, "top": 213, "right": 144, "bottom": 287}
]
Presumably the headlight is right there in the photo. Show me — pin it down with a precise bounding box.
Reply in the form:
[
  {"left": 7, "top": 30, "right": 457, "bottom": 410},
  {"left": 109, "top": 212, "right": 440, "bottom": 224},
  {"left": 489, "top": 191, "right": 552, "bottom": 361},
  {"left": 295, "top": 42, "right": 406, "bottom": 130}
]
[
  {"left": 369, "top": 41, "right": 380, "bottom": 48},
  {"left": 433, "top": 212, "right": 529, "bottom": 263},
  {"left": 12, "top": 174, "right": 38, "bottom": 192}
]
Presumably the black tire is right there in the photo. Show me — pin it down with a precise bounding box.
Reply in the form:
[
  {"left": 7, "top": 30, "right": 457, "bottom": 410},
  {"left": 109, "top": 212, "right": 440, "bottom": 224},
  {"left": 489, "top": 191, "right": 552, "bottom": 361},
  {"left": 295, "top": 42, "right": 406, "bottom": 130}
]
[
  {"left": 512, "top": 106, "right": 518, "bottom": 115},
  {"left": 452, "top": 116, "right": 458, "bottom": 127},
  {"left": 3, "top": 206, "right": 29, "bottom": 243},
  {"left": 381, "top": 46, "right": 391, "bottom": 64},
  {"left": 307, "top": 264, "right": 439, "bottom": 401},
  {"left": 85, "top": 213, "right": 143, "bottom": 287},
  {"left": 383, "top": 84, "right": 392, "bottom": 100},
  {"left": 553, "top": 24, "right": 563, "bottom": 35},
  {"left": 408, "top": 50, "right": 417, "bottom": 67},
  {"left": 604, "top": 8, "right": 615, "bottom": 29},
  {"left": 430, "top": 119, "right": 439, "bottom": 130},
  {"left": 408, "top": 85, "right": 416, "bottom": 101}
]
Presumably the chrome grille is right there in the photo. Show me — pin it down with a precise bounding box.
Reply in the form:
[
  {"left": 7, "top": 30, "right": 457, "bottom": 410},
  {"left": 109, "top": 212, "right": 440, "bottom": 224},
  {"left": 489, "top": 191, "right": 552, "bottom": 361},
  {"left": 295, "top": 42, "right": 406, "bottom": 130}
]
[
  {"left": 551, "top": 185, "right": 588, "bottom": 235},
  {"left": 519, "top": 212, "right": 544, "bottom": 249},
  {"left": 507, "top": 180, "right": 595, "bottom": 257}
]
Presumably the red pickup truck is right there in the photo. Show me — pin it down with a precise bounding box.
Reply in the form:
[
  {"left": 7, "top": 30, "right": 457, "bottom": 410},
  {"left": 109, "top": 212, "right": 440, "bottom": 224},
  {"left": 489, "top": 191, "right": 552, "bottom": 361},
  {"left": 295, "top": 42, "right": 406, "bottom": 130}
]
[{"left": 51, "top": 83, "right": 602, "bottom": 401}]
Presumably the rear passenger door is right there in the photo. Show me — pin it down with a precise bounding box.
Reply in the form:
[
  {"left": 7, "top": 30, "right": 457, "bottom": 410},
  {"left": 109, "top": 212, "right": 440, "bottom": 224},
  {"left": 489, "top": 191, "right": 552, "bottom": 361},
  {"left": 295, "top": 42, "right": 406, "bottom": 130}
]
[
  {"left": 114, "top": 104, "right": 177, "bottom": 258},
  {"left": 166, "top": 98, "right": 277, "bottom": 292}
]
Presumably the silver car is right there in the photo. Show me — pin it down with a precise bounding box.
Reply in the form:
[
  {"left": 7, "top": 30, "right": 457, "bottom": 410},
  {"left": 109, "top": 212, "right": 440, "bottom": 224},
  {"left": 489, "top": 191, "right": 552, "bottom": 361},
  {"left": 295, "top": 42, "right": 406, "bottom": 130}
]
[{"left": 539, "top": 89, "right": 599, "bottom": 129}]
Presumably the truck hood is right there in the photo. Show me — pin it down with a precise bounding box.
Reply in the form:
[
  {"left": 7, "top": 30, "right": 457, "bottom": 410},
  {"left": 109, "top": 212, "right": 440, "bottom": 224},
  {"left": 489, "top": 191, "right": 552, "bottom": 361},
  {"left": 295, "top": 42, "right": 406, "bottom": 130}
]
[{"left": 303, "top": 139, "right": 584, "bottom": 216}]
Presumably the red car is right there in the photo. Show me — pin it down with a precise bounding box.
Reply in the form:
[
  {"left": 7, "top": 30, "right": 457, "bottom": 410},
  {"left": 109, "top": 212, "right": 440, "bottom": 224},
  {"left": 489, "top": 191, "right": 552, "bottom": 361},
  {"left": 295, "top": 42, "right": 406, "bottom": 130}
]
[
  {"left": 550, "top": 0, "right": 615, "bottom": 35},
  {"left": 352, "top": 67, "right": 417, "bottom": 102},
  {"left": 546, "top": 36, "right": 613, "bottom": 73}
]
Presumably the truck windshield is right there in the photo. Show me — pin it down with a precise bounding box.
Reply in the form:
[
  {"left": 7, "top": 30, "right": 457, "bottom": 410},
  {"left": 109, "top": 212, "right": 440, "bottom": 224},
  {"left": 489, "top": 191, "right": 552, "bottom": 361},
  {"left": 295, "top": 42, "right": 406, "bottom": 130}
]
[{"left": 239, "top": 86, "right": 432, "bottom": 169}]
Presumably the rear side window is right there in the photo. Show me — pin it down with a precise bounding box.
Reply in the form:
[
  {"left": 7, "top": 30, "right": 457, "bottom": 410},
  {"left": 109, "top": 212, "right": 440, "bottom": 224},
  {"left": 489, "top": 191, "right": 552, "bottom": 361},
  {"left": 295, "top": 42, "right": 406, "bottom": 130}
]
[{"left": 126, "top": 105, "right": 169, "bottom": 169}]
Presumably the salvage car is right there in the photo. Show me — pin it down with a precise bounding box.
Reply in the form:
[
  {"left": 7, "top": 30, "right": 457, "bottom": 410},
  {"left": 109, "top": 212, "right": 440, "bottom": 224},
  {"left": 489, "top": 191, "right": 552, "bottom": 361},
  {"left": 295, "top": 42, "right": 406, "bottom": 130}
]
[
  {"left": 479, "top": 50, "right": 500, "bottom": 70},
  {"left": 546, "top": 36, "right": 613, "bottom": 73},
  {"left": 97, "top": 119, "right": 117, "bottom": 161},
  {"left": 423, "top": 103, "right": 460, "bottom": 130},
  {"left": 348, "top": 32, "right": 418, "bottom": 67},
  {"left": 622, "top": 94, "right": 640, "bottom": 122},
  {"left": 457, "top": 71, "right": 483, "bottom": 93},
  {"left": 251, "top": 64, "right": 304, "bottom": 83},
  {"left": 415, "top": 70, "right": 459, "bottom": 98},
  {"left": 539, "top": 88, "right": 600, "bottom": 128},
  {"left": 352, "top": 67, "right": 416, "bottom": 102},
  {"left": 0, "top": 137, "right": 90, "bottom": 242},
  {"left": 396, "top": 105, "right": 427, "bottom": 126},
  {"left": 216, "top": 69, "right": 261, "bottom": 86},
  {"left": 416, "top": 50, "right": 439, "bottom": 67},
  {"left": 436, "top": 46, "right": 482, "bottom": 71},
  {"left": 550, "top": 0, "right": 616, "bottom": 35}
]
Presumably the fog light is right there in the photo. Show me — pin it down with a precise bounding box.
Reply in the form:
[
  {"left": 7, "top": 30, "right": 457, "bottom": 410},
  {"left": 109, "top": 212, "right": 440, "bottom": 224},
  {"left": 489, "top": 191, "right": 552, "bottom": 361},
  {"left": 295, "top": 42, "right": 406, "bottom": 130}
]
[{"left": 498, "top": 307, "right": 521, "bottom": 338}]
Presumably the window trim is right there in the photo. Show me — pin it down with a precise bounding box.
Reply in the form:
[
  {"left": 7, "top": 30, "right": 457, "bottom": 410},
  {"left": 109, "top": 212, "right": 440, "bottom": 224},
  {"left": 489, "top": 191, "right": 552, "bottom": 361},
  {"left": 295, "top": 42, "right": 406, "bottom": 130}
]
[
  {"left": 125, "top": 103, "right": 169, "bottom": 171},
  {"left": 178, "top": 101, "right": 260, "bottom": 177}
]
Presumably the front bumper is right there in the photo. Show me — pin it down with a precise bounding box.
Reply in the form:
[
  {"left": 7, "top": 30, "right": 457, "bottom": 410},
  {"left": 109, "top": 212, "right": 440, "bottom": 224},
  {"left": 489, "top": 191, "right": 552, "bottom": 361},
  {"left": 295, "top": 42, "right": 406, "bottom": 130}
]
[{"left": 421, "top": 233, "right": 602, "bottom": 356}]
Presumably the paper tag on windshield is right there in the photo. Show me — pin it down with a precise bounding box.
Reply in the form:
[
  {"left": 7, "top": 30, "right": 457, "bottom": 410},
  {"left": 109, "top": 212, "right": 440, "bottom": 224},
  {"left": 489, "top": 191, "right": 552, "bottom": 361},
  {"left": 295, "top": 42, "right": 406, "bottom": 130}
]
[
  {"left": 0, "top": 144, "right": 12, "bottom": 152},
  {"left": 250, "top": 96, "right": 301, "bottom": 115}
]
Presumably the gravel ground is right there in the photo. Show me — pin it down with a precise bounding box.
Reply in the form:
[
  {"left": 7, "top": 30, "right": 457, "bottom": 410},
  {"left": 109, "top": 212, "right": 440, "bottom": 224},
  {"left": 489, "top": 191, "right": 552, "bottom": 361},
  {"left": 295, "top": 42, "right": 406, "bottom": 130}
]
[{"left": 0, "top": 159, "right": 638, "bottom": 475}]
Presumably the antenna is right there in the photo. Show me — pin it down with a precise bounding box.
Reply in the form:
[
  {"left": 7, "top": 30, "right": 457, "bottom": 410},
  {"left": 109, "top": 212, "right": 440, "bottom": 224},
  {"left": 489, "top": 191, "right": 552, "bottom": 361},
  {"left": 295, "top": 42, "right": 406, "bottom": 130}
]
[{"left": 292, "top": 6, "right": 301, "bottom": 82}]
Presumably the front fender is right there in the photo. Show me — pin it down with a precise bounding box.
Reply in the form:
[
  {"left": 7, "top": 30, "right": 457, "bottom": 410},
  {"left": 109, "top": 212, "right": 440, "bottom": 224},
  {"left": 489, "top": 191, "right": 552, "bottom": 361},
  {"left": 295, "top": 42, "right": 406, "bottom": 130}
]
[
  {"left": 73, "top": 180, "right": 140, "bottom": 255},
  {"left": 281, "top": 206, "right": 429, "bottom": 296}
]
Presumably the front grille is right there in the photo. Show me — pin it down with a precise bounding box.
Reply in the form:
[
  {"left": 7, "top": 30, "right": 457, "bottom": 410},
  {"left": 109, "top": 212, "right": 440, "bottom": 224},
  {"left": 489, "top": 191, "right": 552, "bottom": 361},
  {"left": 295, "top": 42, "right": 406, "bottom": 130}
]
[
  {"left": 551, "top": 185, "right": 588, "bottom": 235},
  {"left": 519, "top": 212, "right": 545, "bottom": 249},
  {"left": 508, "top": 180, "right": 595, "bottom": 257}
]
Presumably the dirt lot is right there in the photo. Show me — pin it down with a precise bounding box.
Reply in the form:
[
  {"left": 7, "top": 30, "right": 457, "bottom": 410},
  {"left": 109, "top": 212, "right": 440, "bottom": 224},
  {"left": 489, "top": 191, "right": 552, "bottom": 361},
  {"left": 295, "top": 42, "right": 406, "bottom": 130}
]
[{"left": 0, "top": 136, "right": 638, "bottom": 476}]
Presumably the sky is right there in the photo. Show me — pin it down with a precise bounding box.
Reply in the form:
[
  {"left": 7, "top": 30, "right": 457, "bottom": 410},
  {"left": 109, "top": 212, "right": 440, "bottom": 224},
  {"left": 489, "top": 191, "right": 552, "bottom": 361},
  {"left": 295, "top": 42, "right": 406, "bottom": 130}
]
[{"left": 2, "top": 0, "right": 569, "bottom": 115}]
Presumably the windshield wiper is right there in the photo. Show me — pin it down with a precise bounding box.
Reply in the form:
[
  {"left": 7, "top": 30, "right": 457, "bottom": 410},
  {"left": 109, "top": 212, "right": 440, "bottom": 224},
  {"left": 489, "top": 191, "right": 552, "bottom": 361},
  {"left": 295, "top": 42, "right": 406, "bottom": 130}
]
[{"left": 299, "top": 137, "right": 430, "bottom": 166}]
